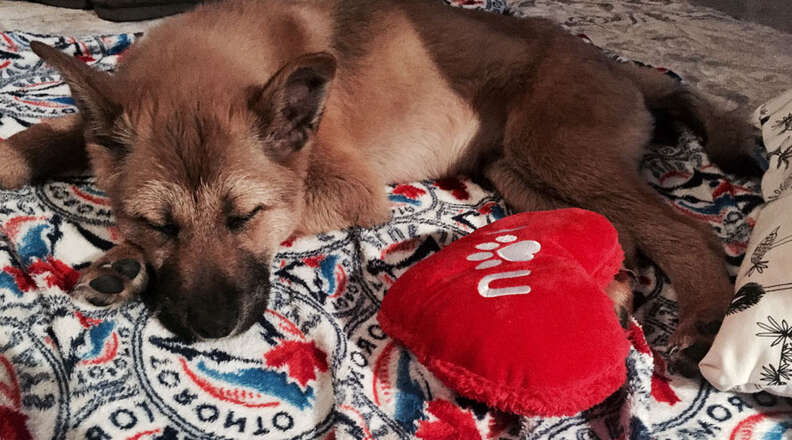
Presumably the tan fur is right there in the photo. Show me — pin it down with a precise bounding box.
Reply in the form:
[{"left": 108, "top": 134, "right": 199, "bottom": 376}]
[
  {"left": 605, "top": 269, "right": 636, "bottom": 329},
  {"left": 323, "top": 12, "right": 482, "bottom": 183},
  {"left": 0, "top": 0, "right": 762, "bottom": 368}
]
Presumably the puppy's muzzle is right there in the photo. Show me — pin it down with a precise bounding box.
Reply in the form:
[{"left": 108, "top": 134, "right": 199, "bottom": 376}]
[{"left": 146, "top": 261, "right": 270, "bottom": 340}]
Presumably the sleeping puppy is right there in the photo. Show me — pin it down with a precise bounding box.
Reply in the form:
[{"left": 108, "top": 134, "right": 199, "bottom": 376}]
[{"left": 0, "top": 0, "right": 760, "bottom": 375}]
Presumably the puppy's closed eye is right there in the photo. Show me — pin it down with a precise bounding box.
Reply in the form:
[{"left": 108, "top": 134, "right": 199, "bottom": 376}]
[
  {"left": 227, "top": 205, "right": 265, "bottom": 231},
  {"left": 140, "top": 217, "right": 180, "bottom": 237}
]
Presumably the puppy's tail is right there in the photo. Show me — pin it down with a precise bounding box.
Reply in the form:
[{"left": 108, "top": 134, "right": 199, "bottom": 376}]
[{"left": 616, "top": 62, "right": 763, "bottom": 177}]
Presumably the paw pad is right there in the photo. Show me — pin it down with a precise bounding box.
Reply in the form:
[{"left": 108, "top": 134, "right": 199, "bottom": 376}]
[
  {"left": 112, "top": 259, "right": 141, "bottom": 279},
  {"left": 75, "top": 249, "right": 148, "bottom": 308},
  {"left": 89, "top": 275, "right": 124, "bottom": 295}
]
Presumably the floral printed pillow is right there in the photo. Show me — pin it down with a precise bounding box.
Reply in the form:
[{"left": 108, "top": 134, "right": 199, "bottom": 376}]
[{"left": 700, "top": 89, "right": 792, "bottom": 396}]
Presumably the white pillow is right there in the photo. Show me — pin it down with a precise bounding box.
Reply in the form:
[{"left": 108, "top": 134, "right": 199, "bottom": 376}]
[{"left": 700, "top": 89, "right": 792, "bottom": 396}]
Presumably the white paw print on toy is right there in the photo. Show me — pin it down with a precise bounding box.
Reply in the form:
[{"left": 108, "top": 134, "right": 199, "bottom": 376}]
[{"left": 466, "top": 233, "right": 541, "bottom": 298}]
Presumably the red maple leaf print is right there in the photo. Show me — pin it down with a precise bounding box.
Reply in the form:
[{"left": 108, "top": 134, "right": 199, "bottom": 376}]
[
  {"left": 477, "top": 202, "right": 496, "bottom": 215},
  {"left": 650, "top": 350, "right": 680, "bottom": 405},
  {"left": 0, "top": 355, "right": 32, "bottom": 440},
  {"left": 0, "top": 407, "right": 32, "bottom": 440},
  {"left": 28, "top": 258, "right": 79, "bottom": 291},
  {"left": 626, "top": 322, "right": 679, "bottom": 405},
  {"left": 2, "top": 266, "right": 35, "bottom": 293},
  {"left": 434, "top": 178, "right": 470, "bottom": 200},
  {"left": 264, "top": 341, "right": 329, "bottom": 387},
  {"left": 392, "top": 184, "right": 426, "bottom": 199},
  {"left": 416, "top": 399, "right": 481, "bottom": 440}
]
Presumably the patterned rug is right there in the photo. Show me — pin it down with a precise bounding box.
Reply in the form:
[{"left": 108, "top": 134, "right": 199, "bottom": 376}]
[{"left": 1, "top": 8, "right": 792, "bottom": 440}]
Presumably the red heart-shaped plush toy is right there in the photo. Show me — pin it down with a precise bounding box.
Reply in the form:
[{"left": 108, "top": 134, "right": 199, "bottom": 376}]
[{"left": 378, "top": 208, "right": 630, "bottom": 417}]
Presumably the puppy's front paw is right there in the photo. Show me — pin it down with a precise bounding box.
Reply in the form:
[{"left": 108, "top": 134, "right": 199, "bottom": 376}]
[
  {"left": 667, "top": 315, "right": 723, "bottom": 378},
  {"left": 73, "top": 246, "right": 148, "bottom": 307},
  {"left": 0, "top": 140, "right": 32, "bottom": 190},
  {"left": 355, "top": 197, "right": 392, "bottom": 229}
]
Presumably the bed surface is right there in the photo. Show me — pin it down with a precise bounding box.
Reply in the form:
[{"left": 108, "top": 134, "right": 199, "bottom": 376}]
[
  {"left": 1, "top": 1, "right": 792, "bottom": 438},
  {"left": 2, "top": 0, "right": 791, "bottom": 109}
]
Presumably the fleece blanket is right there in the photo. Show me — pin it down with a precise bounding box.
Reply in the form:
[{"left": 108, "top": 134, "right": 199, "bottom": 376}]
[{"left": 1, "top": 27, "right": 792, "bottom": 440}]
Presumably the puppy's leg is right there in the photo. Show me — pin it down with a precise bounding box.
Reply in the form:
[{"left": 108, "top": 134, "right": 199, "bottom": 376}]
[
  {"left": 0, "top": 115, "right": 87, "bottom": 189},
  {"left": 484, "top": 158, "right": 635, "bottom": 326},
  {"left": 502, "top": 81, "right": 731, "bottom": 376},
  {"left": 299, "top": 145, "right": 391, "bottom": 234},
  {"left": 485, "top": 157, "right": 639, "bottom": 267},
  {"left": 588, "top": 186, "right": 729, "bottom": 376},
  {"left": 483, "top": 158, "right": 570, "bottom": 212},
  {"left": 73, "top": 242, "right": 148, "bottom": 307}
]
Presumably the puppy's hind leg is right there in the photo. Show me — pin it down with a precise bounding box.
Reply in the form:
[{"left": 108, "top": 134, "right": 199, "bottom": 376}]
[
  {"left": 0, "top": 114, "right": 87, "bottom": 189},
  {"left": 585, "top": 184, "right": 730, "bottom": 376},
  {"left": 500, "top": 78, "right": 731, "bottom": 377},
  {"left": 483, "top": 158, "right": 570, "bottom": 212},
  {"left": 483, "top": 158, "right": 636, "bottom": 327},
  {"left": 73, "top": 242, "right": 149, "bottom": 307}
]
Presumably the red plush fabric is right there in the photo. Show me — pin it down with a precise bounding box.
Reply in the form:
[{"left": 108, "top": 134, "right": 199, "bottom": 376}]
[{"left": 378, "top": 208, "right": 631, "bottom": 417}]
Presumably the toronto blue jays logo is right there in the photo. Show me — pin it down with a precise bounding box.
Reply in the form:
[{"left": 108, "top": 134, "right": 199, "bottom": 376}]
[
  {"left": 0, "top": 299, "right": 68, "bottom": 440},
  {"left": 70, "top": 312, "right": 119, "bottom": 366},
  {"left": 729, "top": 411, "right": 792, "bottom": 439},
  {"left": 0, "top": 214, "right": 80, "bottom": 298},
  {"left": 121, "top": 301, "right": 336, "bottom": 439},
  {"left": 36, "top": 178, "right": 116, "bottom": 227},
  {"left": 0, "top": 70, "right": 77, "bottom": 122},
  {"left": 1, "top": 32, "right": 134, "bottom": 126},
  {"left": 372, "top": 341, "right": 434, "bottom": 433},
  {"left": 274, "top": 252, "right": 352, "bottom": 309}
]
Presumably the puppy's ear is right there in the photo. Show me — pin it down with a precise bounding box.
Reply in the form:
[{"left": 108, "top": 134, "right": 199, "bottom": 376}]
[
  {"left": 31, "top": 42, "right": 123, "bottom": 150},
  {"left": 249, "top": 52, "right": 336, "bottom": 161}
]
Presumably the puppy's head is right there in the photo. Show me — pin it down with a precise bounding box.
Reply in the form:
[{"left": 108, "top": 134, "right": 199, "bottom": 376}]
[{"left": 31, "top": 42, "right": 336, "bottom": 340}]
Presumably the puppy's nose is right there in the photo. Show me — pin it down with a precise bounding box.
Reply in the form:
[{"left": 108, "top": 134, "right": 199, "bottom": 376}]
[
  {"left": 194, "top": 318, "right": 235, "bottom": 339},
  {"left": 191, "top": 303, "right": 237, "bottom": 339},
  {"left": 186, "top": 273, "right": 242, "bottom": 339}
]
